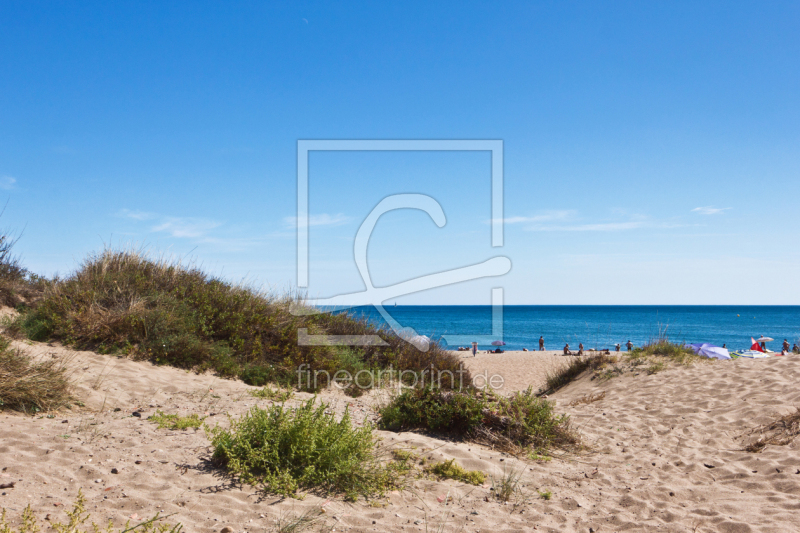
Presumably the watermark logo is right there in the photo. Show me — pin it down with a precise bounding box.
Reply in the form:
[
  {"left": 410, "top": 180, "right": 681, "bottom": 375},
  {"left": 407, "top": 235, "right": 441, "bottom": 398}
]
[{"left": 291, "top": 140, "right": 510, "bottom": 351}]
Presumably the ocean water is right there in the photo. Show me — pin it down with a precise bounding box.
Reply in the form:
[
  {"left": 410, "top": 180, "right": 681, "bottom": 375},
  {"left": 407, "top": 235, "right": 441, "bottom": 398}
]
[{"left": 343, "top": 306, "right": 800, "bottom": 352}]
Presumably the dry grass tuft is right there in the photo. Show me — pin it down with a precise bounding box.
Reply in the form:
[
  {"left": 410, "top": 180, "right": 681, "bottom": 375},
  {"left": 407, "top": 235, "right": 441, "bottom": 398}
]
[
  {"left": 568, "top": 390, "right": 606, "bottom": 406},
  {"left": 542, "top": 353, "right": 617, "bottom": 394},
  {"left": 742, "top": 408, "right": 800, "bottom": 453},
  {"left": 0, "top": 335, "right": 73, "bottom": 413}
]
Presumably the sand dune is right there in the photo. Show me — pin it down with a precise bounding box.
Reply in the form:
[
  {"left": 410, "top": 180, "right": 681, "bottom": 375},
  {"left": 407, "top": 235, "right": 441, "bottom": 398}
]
[{"left": 2, "top": 339, "right": 799, "bottom": 532}]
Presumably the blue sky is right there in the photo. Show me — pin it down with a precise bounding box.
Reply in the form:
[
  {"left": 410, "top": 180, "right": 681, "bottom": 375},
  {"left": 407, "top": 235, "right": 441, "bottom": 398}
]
[{"left": 1, "top": 1, "right": 798, "bottom": 304}]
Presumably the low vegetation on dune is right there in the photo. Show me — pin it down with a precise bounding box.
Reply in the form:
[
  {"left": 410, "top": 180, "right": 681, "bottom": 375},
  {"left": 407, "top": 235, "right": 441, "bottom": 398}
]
[
  {"left": 9, "top": 249, "right": 467, "bottom": 391},
  {"left": 208, "top": 398, "right": 405, "bottom": 500},
  {"left": 379, "top": 386, "right": 579, "bottom": 455},
  {"left": 426, "top": 459, "right": 486, "bottom": 485},
  {"left": 0, "top": 335, "right": 73, "bottom": 413},
  {"left": 542, "top": 337, "right": 703, "bottom": 394},
  {"left": 542, "top": 352, "right": 617, "bottom": 394}
]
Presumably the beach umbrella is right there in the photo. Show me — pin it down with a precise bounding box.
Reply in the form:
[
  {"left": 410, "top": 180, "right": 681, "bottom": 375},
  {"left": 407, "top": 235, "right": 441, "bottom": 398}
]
[
  {"left": 688, "top": 343, "right": 731, "bottom": 360},
  {"left": 491, "top": 340, "right": 506, "bottom": 346},
  {"left": 755, "top": 336, "right": 773, "bottom": 343}
]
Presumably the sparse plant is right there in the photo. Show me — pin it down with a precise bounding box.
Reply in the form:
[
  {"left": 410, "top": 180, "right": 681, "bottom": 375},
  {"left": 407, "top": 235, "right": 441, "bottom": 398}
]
[
  {"left": 425, "top": 459, "right": 485, "bottom": 485},
  {"left": 391, "top": 449, "right": 418, "bottom": 462},
  {"left": 249, "top": 386, "right": 294, "bottom": 402},
  {"left": 538, "top": 489, "right": 552, "bottom": 500},
  {"left": 0, "top": 489, "right": 181, "bottom": 532},
  {"left": 490, "top": 465, "right": 523, "bottom": 502},
  {"left": 148, "top": 410, "right": 205, "bottom": 430},
  {"left": 270, "top": 505, "right": 326, "bottom": 533}
]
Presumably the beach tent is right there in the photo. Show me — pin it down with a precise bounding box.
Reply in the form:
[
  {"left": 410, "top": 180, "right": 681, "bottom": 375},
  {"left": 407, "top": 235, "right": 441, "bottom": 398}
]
[
  {"left": 688, "top": 343, "right": 731, "bottom": 360},
  {"left": 750, "top": 337, "right": 764, "bottom": 352}
]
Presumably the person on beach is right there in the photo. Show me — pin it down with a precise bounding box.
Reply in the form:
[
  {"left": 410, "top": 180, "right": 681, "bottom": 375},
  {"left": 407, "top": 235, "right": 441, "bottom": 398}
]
[
  {"left": 615, "top": 343, "right": 621, "bottom": 352},
  {"left": 471, "top": 342, "right": 478, "bottom": 357},
  {"left": 626, "top": 340, "right": 633, "bottom": 351},
  {"left": 793, "top": 343, "right": 799, "bottom": 354},
  {"left": 578, "top": 342, "right": 584, "bottom": 356},
  {"left": 539, "top": 336, "right": 544, "bottom": 351},
  {"left": 563, "top": 343, "right": 571, "bottom": 356},
  {"left": 783, "top": 339, "right": 790, "bottom": 352}
]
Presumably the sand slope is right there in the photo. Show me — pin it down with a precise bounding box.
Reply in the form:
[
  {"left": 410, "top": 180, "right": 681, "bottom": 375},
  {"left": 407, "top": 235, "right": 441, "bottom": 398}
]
[{"left": 1, "top": 340, "right": 799, "bottom": 533}]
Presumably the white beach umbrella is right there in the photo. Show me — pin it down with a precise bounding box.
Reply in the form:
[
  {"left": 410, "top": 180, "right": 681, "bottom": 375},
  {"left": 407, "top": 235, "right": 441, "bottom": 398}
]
[{"left": 755, "top": 336, "right": 774, "bottom": 343}]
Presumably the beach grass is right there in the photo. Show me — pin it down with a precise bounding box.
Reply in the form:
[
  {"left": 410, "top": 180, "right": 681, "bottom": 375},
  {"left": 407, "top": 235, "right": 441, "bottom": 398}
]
[
  {"left": 208, "top": 398, "right": 404, "bottom": 500},
  {"left": 0, "top": 335, "right": 73, "bottom": 413},
  {"left": 8, "top": 248, "right": 467, "bottom": 391},
  {"left": 542, "top": 352, "right": 617, "bottom": 394}
]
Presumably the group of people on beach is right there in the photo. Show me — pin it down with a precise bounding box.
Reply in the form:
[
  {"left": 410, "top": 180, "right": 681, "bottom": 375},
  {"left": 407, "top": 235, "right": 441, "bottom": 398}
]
[{"left": 457, "top": 336, "right": 637, "bottom": 356}]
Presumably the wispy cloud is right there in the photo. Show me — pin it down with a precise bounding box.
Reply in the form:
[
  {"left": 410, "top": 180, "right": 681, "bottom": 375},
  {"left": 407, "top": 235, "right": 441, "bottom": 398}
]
[
  {"left": 492, "top": 210, "right": 575, "bottom": 225},
  {"left": 117, "top": 208, "right": 222, "bottom": 238},
  {"left": 692, "top": 206, "right": 730, "bottom": 215},
  {"left": 118, "top": 208, "right": 158, "bottom": 221},
  {"left": 284, "top": 213, "right": 351, "bottom": 229},
  {"left": 0, "top": 176, "right": 17, "bottom": 190},
  {"left": 526, "top": 220, "right": 648, "bottom": 232},
  {"left": 152, "top": 217, "right": 222, "bottom": 238}
]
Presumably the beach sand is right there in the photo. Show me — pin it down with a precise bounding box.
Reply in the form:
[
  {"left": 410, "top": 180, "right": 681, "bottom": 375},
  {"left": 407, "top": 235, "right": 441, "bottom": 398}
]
[
  {"left": 458, "top": 349, "right": 596, "bottom": 393},
  {"left": 2, "top": 336, "right": 799, "bottom": 532}
]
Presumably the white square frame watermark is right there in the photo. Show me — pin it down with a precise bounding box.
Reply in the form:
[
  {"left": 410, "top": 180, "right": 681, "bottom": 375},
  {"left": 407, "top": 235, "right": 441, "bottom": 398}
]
[
  {"left": 296, "top": 139, "right": 504, "bottom": 288},
  {"left": 295, "top": 139, "right": 508, "bottom": 349}
]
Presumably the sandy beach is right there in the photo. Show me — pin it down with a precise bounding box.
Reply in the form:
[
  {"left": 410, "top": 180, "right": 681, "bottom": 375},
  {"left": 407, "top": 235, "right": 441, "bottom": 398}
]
[
  {"left": 2, "top": 338, "right": 799, "bottom": 532},
  {"left": 458, "top": 349, "right": 596, "bottom": 393}
]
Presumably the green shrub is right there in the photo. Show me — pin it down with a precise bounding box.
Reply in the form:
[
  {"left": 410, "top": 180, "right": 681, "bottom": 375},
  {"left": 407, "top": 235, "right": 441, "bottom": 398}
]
[
  {"left": 379, "top": 387, "right": 579, "bottom": 454},
  {"left": 148, "top": 410, "right": 205, "bottom": 430},
  {"left": 426, "top": 459, "right": 485, "bottom": 485},
  {"left": 378, "top": 386, "right": 485, "bottom": 434},
  {"left": 208, "top": 398, "right": 401, "bottom": 500},
  {"left": 11, "top": 249, "right": 467, "bottom": 390}
]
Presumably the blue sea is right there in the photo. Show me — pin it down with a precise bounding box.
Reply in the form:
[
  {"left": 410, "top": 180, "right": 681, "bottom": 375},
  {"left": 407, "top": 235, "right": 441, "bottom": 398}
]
[{"left": 343, "top": 306, "right": 800, "bottom": 352}]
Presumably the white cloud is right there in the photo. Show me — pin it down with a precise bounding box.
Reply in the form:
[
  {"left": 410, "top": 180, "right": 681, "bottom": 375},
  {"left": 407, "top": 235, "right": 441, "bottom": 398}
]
[
  {"left": 526, "top": 220, "right": 648, "bottom": 232},
  {"left": 152, "top": 217, "right": 222, "bottom": 238},
  {"left": 118, "top": 208, "right": 158, "bottom": 221},
  {"left": 0, "top": 176, "right": 16, "bottom": 190},
  {"left": 493, "top": 210, "right": 575, "bottom": 225},
  {"left": 692, "top": 206, "right": 730, "bottom": 215},
  {"left": 284, "top": 213, "right": 351, "bottom": 229}
]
